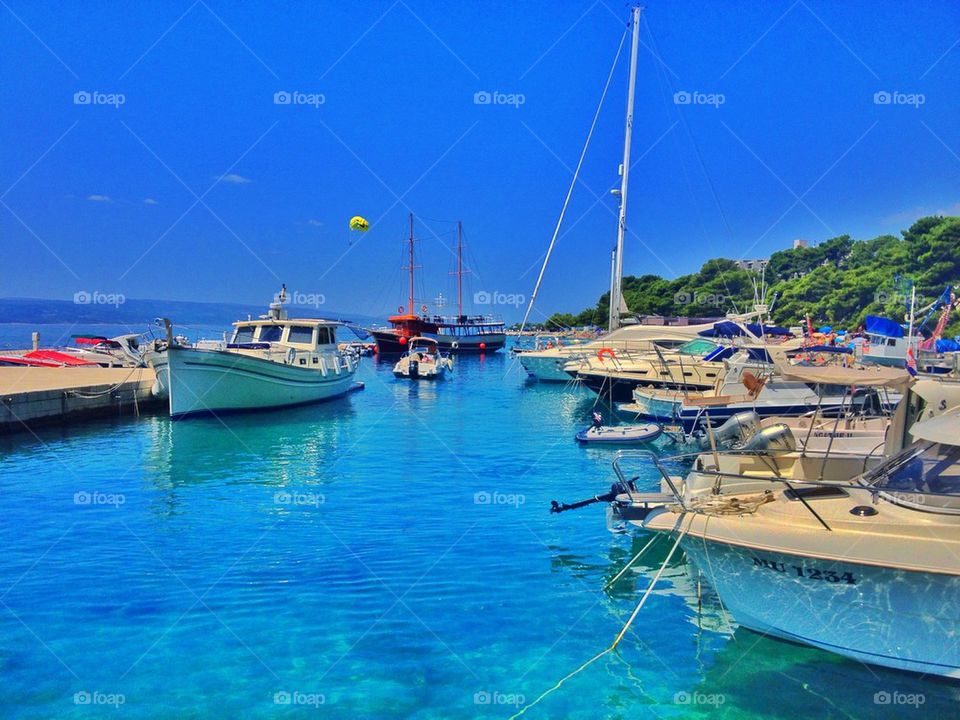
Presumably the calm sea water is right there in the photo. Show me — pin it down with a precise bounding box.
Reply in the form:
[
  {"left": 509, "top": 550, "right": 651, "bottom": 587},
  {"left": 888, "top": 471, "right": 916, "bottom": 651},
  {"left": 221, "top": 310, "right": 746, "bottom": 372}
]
[{"left": 0, "top": 325, "right": 956, "bottom": 718}]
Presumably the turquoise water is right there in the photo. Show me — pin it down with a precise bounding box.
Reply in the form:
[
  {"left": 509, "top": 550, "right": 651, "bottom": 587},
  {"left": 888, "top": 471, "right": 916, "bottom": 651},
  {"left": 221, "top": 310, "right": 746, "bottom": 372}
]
[{"left": 1, "top": 326, "right": 957, "bottom": 718}]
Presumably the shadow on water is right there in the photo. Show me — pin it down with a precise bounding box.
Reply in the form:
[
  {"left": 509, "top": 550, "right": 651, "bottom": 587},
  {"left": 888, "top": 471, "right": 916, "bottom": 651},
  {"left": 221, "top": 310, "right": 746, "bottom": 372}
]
[{"left": 677, "top": 627, "right": 960, "bottom": 719}]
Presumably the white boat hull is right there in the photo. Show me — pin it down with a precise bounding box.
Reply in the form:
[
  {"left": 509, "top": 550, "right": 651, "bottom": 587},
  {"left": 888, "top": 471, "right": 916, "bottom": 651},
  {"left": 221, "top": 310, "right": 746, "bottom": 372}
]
[
  {"left": 681, "top": 539, "right": 960, "bottom": 677},
  {"left": 519, "top": 351, "right": 590, "bottom": 381},
  {"left": 156, "top": 347, "right": 357, "bottom": 417}
]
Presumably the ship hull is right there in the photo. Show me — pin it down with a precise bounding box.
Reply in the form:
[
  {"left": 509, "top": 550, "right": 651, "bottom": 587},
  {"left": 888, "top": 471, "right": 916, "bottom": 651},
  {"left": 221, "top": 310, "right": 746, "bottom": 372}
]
[
  {"left": 371, "top": 329, "right": 504, "bottom": 355},
  {"left": 682, "top": 539, "right": 960, "bottom": 678},
  {"left": 150, "top": 347, "right": 357, "bottom": 418}
]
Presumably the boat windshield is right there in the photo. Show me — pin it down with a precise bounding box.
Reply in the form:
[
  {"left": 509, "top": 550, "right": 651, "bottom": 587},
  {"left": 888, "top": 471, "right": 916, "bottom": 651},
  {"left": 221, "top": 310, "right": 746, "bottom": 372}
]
[
  {"left": 677, "top": 339, "right": 721, "bottom": 357},
  {"left": 233, "top": 326, "right": 254, "bottom": 343},
  {"left": 861, "top": 441, "right": 960, "bottom": 513},
  {"left": 259, "top": 325, "right": 283, "bottom": 343}
]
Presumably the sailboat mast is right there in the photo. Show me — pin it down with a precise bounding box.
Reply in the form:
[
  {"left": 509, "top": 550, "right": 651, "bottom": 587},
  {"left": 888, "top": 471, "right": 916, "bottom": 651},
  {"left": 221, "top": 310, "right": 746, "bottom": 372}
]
[
  {"left": 609, "top": 4, "right": 642, "bottom": 332},
  {"left": 608, "top": 248, "right": 616, "bottom": 327},
  {"left": 457, "top": 221, "right": 463, "bottom": 317},
  {"left": 408, "top": 213, "right": 415, "bottom": 315}
]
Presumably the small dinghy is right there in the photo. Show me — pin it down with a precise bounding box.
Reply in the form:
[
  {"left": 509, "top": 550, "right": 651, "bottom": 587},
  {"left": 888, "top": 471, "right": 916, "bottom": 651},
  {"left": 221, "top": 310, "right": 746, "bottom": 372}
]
[{"left": 575, "top": 412, "right": 662, "bottom": 444}]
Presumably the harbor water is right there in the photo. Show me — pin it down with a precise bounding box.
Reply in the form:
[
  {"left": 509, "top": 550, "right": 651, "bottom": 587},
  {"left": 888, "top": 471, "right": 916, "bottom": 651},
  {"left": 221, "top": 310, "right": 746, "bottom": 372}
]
[{"left": 0, "top": 326, "right": 956, "bottom": 718}]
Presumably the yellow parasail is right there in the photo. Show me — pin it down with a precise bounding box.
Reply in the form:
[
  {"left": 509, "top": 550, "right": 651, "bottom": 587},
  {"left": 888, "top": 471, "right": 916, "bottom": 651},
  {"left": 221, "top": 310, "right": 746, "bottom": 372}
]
[{"left": 349, "top": 216, "right": 370, "bottom": 232}]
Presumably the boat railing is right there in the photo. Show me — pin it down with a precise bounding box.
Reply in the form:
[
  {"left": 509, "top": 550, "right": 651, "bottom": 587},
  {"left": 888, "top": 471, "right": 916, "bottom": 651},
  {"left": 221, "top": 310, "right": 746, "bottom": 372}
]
[
  {"left": 612, "top": 450, "right": 687, "bottom": 510},
  {"left": 428, "top": 314, "right": 504, "bottom": 326}
]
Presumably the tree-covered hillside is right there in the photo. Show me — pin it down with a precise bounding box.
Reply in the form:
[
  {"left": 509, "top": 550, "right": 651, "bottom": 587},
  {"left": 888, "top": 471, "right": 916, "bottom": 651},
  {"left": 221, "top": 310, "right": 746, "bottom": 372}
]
[{"left": 545, "top": 215, "right": 960, "bottom": 336}]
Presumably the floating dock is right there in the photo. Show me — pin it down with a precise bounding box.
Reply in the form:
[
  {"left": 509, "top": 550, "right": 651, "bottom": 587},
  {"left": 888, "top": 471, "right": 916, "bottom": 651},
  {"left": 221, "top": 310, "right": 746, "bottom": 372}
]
[{"left": 0, "top": 366, "right": 161, "bottom": 434}]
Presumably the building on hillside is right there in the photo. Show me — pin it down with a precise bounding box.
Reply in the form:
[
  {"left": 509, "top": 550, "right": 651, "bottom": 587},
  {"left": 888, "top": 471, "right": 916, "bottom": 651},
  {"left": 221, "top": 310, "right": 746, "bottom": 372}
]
[{"left": 733, "top": 258, "right": 769, "bottom": 272}]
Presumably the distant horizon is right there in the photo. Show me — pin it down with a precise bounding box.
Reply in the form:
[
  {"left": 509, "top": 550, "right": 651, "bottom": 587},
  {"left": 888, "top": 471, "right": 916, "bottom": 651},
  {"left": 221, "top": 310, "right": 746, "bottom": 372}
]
[{"left": 0, "top": 207, "right": 952, "bottom": 322}]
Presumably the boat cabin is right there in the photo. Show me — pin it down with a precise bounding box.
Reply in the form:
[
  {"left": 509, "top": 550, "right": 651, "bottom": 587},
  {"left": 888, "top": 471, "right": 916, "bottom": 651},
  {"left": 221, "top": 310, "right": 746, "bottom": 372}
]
[{"left": 230, "top": 319, "right": 340, "bottom": 352}]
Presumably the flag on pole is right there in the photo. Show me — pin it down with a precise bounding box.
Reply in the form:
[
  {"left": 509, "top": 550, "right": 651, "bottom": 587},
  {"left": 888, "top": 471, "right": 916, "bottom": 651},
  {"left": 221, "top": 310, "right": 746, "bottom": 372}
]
[{"left": 905, "top": 345, "right": 918, "bottom": 377}]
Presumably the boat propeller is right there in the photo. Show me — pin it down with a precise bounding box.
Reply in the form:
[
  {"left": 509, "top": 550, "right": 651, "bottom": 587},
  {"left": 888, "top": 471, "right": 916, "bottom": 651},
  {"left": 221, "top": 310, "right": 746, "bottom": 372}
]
[{"left": 550, "top": 477, "right": 639, "bottom": 514}]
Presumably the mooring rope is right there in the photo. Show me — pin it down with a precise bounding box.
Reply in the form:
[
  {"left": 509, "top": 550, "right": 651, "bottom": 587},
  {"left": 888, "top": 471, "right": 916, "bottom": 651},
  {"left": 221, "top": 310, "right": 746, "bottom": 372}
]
[
  {"left": 603, "top": 533, "right": 660, "bottom": 590},
  {"left": 509, "top": 523, "right": 689, "bottom": 719},
  {"left": 65, "top": 364, "right": 143, "bottom": 398}
]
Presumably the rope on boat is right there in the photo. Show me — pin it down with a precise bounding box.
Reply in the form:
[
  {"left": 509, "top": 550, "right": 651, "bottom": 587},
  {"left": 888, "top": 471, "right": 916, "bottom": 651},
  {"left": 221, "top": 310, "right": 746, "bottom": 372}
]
[
  {"left": 603, "top": 533, "right": 660, "bottom": 590},
  {"left": 509, "top": 524, "right": 689, "bottom": 719},
  {"left": 681, "top": 490, "right": 775, "bottom": 516}
]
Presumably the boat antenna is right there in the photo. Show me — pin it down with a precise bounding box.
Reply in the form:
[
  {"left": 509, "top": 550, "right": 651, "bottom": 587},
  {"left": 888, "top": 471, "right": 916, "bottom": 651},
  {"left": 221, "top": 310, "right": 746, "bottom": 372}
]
[{"left": 609, "top": 4, "right": 642, "bottom": 333}]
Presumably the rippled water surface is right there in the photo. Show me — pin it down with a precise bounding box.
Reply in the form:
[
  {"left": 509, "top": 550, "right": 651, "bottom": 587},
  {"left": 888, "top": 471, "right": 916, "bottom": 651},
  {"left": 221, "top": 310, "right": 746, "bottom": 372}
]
[{"left": 1, "top": 328, "right": 957, "bottom": 718}]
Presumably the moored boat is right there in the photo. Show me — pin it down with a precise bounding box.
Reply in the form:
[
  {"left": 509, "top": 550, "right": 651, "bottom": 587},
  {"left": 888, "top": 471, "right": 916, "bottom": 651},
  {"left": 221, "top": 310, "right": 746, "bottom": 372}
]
[
  {"left": 642, "top": 408, "right": 960, "bottom": 677},
  {"left": 146, "top": 288, "right": 361, "bottom": 418},
  {"left": 392, "top": 337, "right": 453, "bottom": 380},
  {"left": 370, "top": 215, "right": 505, "bottom": 354}
]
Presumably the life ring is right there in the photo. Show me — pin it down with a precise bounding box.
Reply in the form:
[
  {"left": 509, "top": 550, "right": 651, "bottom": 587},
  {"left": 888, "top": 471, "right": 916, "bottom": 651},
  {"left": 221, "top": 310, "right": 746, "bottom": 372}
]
[{"left": 597, "top": 347, "right": 616, "bottom": 361}]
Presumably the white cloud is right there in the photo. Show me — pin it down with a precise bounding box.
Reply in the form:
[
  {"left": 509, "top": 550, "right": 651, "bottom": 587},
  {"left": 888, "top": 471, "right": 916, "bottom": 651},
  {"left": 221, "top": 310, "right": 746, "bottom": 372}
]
[
  {"left": 213, "top": 173, "right": 251, "bottom": 185},
  {"left": 144, "top": 197, "right": 158, "bottom": 205},
  {"left": 87, "top": 194, "right": 112, "bottom": 202},
  {"left": 308, "top": 219, "right": 323, "bottom": 226}
]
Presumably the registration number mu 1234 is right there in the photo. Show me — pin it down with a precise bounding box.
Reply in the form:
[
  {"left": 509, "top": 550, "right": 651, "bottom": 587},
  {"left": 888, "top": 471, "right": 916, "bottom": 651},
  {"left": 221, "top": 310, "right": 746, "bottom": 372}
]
[{"left": 752, "top": 557, "right": 857, "bottom": 584}]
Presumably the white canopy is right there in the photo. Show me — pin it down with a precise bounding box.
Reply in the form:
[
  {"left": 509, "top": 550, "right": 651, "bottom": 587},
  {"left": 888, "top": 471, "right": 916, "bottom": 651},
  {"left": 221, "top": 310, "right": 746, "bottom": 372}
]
[
  {"left": 910, "top": 410, "right": 960, "bottom": 446},
  {"left": 776, "top": 363, "right": 912, "bottom": 389}
]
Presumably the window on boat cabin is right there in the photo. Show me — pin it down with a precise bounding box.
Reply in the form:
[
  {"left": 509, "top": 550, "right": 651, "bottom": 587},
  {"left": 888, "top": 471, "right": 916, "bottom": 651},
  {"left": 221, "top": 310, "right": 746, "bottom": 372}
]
[
  {"left": 259, "top": 325, "right": 283, "bottom": 343},
  {"left": 287, "top": 325, "right": 315, "bottom": 345},
  {"left": 316, "top": 326, "right": 333, "bottom": 345},
  {"left": 232, "top": 326, "right": 255, "bottom": 343}
]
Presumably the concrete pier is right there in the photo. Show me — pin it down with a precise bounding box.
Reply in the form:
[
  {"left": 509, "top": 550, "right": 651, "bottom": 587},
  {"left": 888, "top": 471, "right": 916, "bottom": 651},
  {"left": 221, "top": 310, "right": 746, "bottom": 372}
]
[{"left": 0, "top": 366, "right": 161, "bottom": 434}]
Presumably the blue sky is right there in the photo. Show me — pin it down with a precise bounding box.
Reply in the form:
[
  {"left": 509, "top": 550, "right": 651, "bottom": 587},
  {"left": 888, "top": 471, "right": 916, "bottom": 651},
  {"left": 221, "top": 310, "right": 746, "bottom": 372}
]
[{"left": 2, "top": 0, "right": 959, "bottom": 323}]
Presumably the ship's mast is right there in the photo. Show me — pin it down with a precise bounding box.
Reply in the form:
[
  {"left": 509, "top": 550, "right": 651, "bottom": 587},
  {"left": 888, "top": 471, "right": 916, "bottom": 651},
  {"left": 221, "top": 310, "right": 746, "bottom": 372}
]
[
  {"left": 449, "top": 220, "right": 470, "bottom": 318},
  {"left": 457, "top": 221, "right": 464, "bottom": 317},
  {"left": 609, "top": 4, "right": 642, "bottom": 332},
  {"left": 408, "top": 213, "right": 415, "bottom": 315}
]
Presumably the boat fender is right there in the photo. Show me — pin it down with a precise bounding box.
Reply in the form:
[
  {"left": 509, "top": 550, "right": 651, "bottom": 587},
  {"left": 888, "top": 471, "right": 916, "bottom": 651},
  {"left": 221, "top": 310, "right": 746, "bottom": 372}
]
[{"left": 286, "top": 348, "right": 296, "bottom": 364}]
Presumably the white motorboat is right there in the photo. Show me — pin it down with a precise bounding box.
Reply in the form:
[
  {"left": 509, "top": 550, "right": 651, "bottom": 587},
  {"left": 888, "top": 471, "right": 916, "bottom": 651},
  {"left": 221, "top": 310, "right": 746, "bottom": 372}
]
[
  {"left": 623, "top": 355, "right": 904, "bottom": 431},
  {"left": 392, "top": 337, "right": 453, "bottom": 380},
  {"left": 518, "top": 324, "right": 723, "bottom": 382},
  {"left": 642, "top": 407, "right": 960, "bottom": 678},
  {"left": 146, "top": 288, "right": 360, "bottom": 418},
  {"left": 0, "top": 333, "right": 146, "bottom": 368},
  {"left": 568, "top": 337, "right": 765, "bottom": 401}
]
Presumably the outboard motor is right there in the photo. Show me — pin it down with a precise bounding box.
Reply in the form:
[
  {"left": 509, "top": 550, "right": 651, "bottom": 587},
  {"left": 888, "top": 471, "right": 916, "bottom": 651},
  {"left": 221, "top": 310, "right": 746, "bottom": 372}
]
[
  {"left": 699, "top": 411, "right": 762, "bottom": 449},
  {"left": 409, "top": 359, "right": 420, "bottom": 378},
  {"left": 739, "top": 423, "right": 798, "bottom": 454}
]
